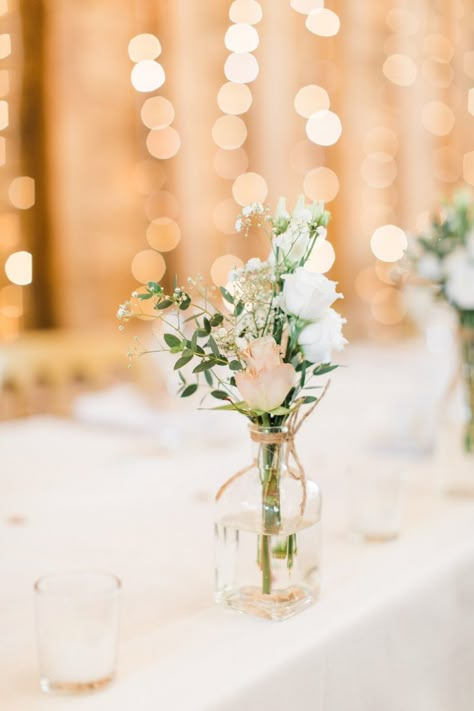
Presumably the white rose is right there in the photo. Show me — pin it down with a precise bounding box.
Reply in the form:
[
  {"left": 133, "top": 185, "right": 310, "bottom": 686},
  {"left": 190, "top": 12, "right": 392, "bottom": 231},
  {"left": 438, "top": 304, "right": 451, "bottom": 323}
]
[
  {"left": 281, "top": 267, "right": 343, "bottom": 320},
  {"left": 298, "top": 309, "right": 348, "bottom": 363},
  {"left": 417, "top": 254, "right": 442, "bottom": 281},
  {"left": 445, "top": 262, "right": 474, "bottom": 309}
]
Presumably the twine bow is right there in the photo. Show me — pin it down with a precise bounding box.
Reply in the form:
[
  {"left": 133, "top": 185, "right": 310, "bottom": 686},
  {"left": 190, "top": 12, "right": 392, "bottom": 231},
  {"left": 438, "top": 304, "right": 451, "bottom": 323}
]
[{"left": 215, "top": 380, "right": 330, "bottom": 517}]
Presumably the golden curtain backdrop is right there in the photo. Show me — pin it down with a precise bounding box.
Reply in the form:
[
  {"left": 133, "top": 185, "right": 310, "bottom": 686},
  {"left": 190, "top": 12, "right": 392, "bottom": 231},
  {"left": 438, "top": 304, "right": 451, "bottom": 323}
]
[{"left": 0, "top": 0, "right": 472, "bottom": 338}]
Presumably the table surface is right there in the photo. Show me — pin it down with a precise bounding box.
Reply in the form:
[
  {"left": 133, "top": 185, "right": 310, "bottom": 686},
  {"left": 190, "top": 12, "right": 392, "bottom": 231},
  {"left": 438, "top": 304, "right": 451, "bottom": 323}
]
[{"left": 2, "top": 341, "right": 474, "bottom": 711}]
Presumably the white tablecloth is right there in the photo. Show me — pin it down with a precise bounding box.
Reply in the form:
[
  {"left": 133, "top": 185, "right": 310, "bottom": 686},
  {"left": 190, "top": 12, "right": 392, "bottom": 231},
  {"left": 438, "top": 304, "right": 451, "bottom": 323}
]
[{"left": 1, "top": 342, "right": 474, "bottom": 710}]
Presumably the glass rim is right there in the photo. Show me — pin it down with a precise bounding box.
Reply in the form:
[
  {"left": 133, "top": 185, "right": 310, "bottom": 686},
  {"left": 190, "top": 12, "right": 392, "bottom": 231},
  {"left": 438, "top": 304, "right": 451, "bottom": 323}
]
[
  {"left": 248, "top": 423, "right": 289, "bottom": 434},
  {"left": 34, "top": 570, "right": 122, "bottom": 597}
]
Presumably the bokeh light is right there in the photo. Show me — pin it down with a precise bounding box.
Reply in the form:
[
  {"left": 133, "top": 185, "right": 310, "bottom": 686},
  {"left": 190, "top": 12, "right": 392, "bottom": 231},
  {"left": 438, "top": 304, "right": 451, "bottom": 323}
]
[
  {"left": 0, "top": 99, "right": 8, "bottom": 130},
  {"left": 229, "top": 0, "right": 262, "bottom": 25},
  {"left": 232, "top": 172, "right": 268, "bottom": 205},
  {"left": 131, "top": 61, "right": 165, "bottom": 92},
  {"left": 213, "top": 199, "right": 241, "bottom": 233},
  {"left": 211, "top": 254, "right": 244, "bottom": 287},
  {"left": 146, "top": 127, "right": 181, "bottom": 159},
  {"left": 303, "top": 167, "right": 339, "bottom": 202},
  {"left": 294, "top": 85, "right": 330, "bottom": 118},
  {"left": 146, "top": 218, "right": 181, "bottom": 252},
  {"left": 290, "top": 0, "right": 323, "bottom": 14},
  {"left": 214, "top": 148, "right": 248, "bottom": 179},
  {"left": 383, "top": 55, "right": 417, "bottom": 86},
  {"left": 224, "top": 52, "right": 259, "bottom": 83},
  {"left": 0, "top": 34, "right": 11, "bottom": 59},
  {"left": 306, "top": 110, "right": 342, "bottom": 146},
  {"left": 306, "top": 9, "right": 340, "bottom": 37},
  {"left": 128, "top": 34, "right": 162, "bottom": 62},
  {"left": 217, "top": 82, "right": 253, "bottom": 114},
  {"left": 421, "top": 101, "right": 455, "bottom": 136},
  {"left": 5, "top": 251, "right": 32, "bottom": 285},
  {"left": 8, "top": 177, "right": 35, "bottom": 209},
  {"left": 141, "top": 97, "right": 175, "bottom": 129},
  {"left": 212, "top": 115, "right": 247, "bottom": 150},
  {"left": 306, "top": 240, "right": 336, "bottom": 273},
  {"left": 370, "top": 225, "right": 407, "bottom": 262},
  {"left": 131, "top": 249, "right": 166, "bottom": 283},
  {"left": 225, "top": 23, "right": 259, "bottom": 53},
  {"left": 361, "top": 152, "right": 397, "bottom": 189}
]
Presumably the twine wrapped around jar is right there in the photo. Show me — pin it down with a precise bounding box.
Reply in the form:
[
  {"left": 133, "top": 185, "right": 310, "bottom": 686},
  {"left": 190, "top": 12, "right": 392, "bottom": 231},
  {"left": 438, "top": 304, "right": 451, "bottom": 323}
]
[{"left": 215, "top": 381, "right": 330, "bottom": 516}]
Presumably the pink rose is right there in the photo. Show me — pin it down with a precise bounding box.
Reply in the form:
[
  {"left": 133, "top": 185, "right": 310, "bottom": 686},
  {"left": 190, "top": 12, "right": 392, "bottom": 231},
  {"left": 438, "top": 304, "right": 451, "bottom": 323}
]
[{"left": 235, "top": 336, "right": 296, "bottom": 412}]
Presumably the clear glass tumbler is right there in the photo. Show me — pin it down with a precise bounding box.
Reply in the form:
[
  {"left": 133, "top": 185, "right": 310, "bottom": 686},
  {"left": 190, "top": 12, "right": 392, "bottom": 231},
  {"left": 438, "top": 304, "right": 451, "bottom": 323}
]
[
  {"left": 346, "top": 462, "right": 404, "bottom": 542},
  {"left": 34, "top": 571, "right": 121, "bottom": 694}
]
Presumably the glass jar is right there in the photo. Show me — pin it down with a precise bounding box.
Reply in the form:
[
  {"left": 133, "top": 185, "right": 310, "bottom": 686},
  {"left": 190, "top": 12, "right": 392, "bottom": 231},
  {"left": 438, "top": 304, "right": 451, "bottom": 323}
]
[
  {"left": 215, "top": 425, "right": 322, "bottom": 620},
  {"left": 437, "top": 317, "right": 474, "bottom": 495}
]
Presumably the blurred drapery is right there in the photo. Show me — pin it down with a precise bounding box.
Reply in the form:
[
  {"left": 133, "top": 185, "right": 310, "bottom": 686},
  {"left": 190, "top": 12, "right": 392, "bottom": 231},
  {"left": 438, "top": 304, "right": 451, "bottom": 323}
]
[{"left": 0, "top": 0, "right": 473, "bottom": 337}]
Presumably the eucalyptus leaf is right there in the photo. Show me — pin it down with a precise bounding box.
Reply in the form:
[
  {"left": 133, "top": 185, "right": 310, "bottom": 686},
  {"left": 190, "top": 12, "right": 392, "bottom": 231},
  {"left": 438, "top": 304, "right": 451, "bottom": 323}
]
[
  {"left": 164, "top": 333, "right": 181, "bottom": 348},
  {"left": 156, "top": 299, "right": 173, "bottom": 310},
  {"left": 174, "top": 353, "right": 193, "bottom": 370},
  {"left": 181, "top": 384, "right": 198, "bottom": 397},
  {"left": 193, "top": 360, "right": 216, "bottom": 373},
  {"left": 220, "top": 286, "right": 234, "bottom": 304},
  {"left": 210, "top": 313, "right": 224, "bottom": 327},
  {"left": 211, "top": 390, "right": 228, "bottom": 400},
  {"left": 208, "top": 335, "right": 220, "bottom": 358},
  {"left": 313, "top": 363, "right": 339, "bottom": 376}
]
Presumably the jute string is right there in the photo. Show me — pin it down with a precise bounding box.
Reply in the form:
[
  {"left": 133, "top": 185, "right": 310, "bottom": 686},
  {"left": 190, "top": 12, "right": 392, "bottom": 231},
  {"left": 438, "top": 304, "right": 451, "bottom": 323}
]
[{"left": 215, "top": 380, "right": 330, "bottom": 517}]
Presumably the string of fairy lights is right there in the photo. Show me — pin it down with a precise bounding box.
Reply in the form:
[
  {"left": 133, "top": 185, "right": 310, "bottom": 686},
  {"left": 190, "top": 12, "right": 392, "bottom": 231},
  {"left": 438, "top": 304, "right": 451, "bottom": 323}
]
[
  {"left": 0, "top": 1, "right": 471, "bottom": 334},
  {"left": 0, "top": 1, "right": 33, "bottom": 338},
  {"left": 128, "top": 31, "right": 181, "bottom": 288},
  {"left": 291, "top": 0, "right": 342, "bottom": 274},
  {"left": 355, "top": 2, "right": 474, "bottom": 328}
]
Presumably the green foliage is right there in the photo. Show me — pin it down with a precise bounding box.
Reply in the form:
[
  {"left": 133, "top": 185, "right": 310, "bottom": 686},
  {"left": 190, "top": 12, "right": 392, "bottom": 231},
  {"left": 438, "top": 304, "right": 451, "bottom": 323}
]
[
  {"left": 163, "top": 333, "right": 181, "bottom": 348},
  {"left": 181, "top": 384, "right": 198, "bottom": 397}
]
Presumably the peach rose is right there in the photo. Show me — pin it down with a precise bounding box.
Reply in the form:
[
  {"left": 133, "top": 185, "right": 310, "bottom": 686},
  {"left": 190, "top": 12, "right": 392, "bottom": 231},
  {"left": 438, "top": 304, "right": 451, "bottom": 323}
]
[{"left": 235, "top": 336, "right": 296, "bottom": 412}]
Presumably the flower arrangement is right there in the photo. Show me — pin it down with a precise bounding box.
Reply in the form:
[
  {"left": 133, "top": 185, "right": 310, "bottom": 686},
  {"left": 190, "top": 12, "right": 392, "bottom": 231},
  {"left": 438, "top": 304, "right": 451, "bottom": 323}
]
[
  {"left": 119, "top": 195, "right": 346, "bottom": 612},
  {"left": 118, "top": 195, "right": 347, "bottom": 424},
  {"left": 409, "top": 188, "right": 474, "bottom": 453},
  {"left": 410, "top": 189, "right": 474, "bottom": 318}
]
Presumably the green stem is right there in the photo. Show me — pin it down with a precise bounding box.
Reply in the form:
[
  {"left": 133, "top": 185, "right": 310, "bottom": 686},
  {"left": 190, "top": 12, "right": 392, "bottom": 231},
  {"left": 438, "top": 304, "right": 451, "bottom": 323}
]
[
  {"left": 260, "top": 439, "right": 282, "bottom": 594},
  {"left": 460, "top": 311, "right": 474, "bottom": 453}
]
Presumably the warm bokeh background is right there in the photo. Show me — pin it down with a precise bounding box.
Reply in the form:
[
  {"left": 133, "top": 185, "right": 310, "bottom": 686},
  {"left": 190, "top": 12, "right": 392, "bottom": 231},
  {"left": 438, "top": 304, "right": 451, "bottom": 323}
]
[{"left": 0, "top": 0, "right": 473, "bottom": 412}]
